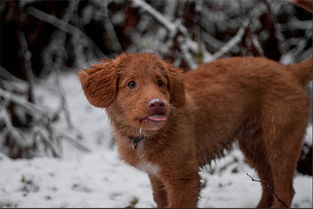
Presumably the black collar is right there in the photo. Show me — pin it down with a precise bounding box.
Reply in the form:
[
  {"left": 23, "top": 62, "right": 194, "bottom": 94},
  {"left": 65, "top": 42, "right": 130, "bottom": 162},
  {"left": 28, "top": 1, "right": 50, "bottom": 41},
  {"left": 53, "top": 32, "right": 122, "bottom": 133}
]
[{"left": 128, "top": 135, "right": 145, "bottom": 149}]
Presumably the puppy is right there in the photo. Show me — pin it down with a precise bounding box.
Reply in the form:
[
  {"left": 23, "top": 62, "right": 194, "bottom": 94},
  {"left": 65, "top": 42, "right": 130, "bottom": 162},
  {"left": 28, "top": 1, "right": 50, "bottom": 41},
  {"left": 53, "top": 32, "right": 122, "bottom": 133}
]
[{"left": 79, "top": 53, "right": 312, "bottom": 208}]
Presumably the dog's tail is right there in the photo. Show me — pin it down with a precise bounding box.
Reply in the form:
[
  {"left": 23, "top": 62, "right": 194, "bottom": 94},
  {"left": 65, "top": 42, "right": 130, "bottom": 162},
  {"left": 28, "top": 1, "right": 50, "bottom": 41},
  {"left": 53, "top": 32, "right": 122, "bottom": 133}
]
[{"left": 285, "top": 56, "right": 312, "bottom": 87}]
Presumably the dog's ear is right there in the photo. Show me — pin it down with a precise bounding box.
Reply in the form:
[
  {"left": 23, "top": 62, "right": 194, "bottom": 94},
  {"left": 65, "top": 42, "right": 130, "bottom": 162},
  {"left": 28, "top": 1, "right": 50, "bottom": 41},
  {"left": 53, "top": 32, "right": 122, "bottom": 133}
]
[
  {"left": 78, "top": 60, "right": 118, "bottom": 108},
  {"left": 164, "top": 62, "right": 185, "bottom": 108}
]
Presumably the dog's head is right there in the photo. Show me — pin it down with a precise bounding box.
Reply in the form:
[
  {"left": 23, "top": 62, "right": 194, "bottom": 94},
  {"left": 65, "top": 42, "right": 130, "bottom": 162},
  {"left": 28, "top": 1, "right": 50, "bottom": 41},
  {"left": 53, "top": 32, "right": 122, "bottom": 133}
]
[{"left": 79, "top": 53, "right": 185, "bottom": 132}]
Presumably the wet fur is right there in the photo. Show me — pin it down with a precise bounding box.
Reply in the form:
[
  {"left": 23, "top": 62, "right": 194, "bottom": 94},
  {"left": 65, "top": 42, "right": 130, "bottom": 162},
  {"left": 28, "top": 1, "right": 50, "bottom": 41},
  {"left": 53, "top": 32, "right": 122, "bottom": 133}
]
[{"left": 79, "top": 52, "right": 312, "bottom": 208}]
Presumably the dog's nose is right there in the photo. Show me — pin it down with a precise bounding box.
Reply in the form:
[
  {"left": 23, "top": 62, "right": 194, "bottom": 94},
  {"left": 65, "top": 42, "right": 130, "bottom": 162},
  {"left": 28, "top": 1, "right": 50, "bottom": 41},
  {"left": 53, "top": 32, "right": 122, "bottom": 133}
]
[{"left": 149, "top": 98, "right": 165, "bottom": 112}]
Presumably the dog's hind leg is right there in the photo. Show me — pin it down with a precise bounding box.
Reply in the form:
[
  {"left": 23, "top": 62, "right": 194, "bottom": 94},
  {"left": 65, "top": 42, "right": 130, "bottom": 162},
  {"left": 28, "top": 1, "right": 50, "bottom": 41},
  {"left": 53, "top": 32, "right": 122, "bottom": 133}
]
[
  {"left": 261, "top": 103, "right": 309, "bottom": 208},
  {"left": 238, "top": 130, "right": 274, "bottom": 208},
  {"left": 263, "top": 124, "right": 307, "bottom": 208}
]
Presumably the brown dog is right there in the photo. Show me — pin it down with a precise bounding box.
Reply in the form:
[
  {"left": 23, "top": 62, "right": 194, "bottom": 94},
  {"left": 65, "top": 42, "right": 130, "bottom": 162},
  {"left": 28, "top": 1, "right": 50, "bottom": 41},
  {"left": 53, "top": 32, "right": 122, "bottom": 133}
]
[{"left": 79, "top": 53, "right": 312, "bottom": 208}]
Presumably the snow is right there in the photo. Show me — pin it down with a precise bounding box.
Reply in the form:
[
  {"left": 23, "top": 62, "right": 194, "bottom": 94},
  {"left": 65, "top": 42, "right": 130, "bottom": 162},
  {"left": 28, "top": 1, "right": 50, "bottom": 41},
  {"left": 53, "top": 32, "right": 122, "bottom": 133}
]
[{"left": 0, "top": 71, "right": 312, "bottom": 208}]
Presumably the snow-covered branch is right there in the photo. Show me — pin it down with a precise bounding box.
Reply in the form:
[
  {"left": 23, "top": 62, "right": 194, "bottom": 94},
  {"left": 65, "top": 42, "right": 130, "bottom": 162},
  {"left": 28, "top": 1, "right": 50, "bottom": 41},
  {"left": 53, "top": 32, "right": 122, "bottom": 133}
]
[
  {"left": 206, "top": 21, "right": 248, "bottom": 62},
  {"left": 0, "top": 88, "right": 51, "bottom": 117},
  {"left": 131, "top": 0, "right": 213, "bottom": 69},
  {"left": 132, "top": 0, "right": 177, "bottom": 36}
]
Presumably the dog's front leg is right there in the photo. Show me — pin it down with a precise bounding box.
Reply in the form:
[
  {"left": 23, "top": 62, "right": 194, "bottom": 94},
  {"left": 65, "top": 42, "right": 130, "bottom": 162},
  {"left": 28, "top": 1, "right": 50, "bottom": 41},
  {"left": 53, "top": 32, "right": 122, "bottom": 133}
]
[
  {"left": 148, "top": 174, "right": 168, "bottom": 208},
  {"left": 162, "top": 169, "right": 201, "bottom": 208}
]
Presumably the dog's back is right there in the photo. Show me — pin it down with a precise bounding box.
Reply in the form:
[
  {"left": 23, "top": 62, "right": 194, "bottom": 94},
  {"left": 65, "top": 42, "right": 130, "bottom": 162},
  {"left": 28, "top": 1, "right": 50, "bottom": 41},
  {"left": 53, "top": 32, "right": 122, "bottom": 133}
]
[{"left": 184, "top": 56, "right": 312, "bottom": 165}]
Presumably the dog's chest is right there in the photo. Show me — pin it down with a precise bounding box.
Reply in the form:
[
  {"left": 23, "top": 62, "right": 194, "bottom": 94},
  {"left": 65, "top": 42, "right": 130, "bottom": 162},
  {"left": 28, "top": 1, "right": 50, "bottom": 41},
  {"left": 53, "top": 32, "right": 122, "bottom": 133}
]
[
  {"left": 135, "top": 146, "right": 160, "bottom": 176},
  {"left": 115, "top": 134, "right": 160, "bottom": 176},
  {"left": 137, "top": 160, "right": 159, "bottom": 176}
]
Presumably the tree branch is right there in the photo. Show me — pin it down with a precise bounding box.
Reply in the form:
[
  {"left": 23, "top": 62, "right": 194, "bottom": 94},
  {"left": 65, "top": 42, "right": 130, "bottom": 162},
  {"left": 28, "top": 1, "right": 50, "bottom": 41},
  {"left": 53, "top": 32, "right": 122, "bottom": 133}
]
[
  {"left": 18, "top": 32, "right": 35, "bottom": 102},
  {"left": 206, "top": 21, "right": 248, "bottom": 62}
]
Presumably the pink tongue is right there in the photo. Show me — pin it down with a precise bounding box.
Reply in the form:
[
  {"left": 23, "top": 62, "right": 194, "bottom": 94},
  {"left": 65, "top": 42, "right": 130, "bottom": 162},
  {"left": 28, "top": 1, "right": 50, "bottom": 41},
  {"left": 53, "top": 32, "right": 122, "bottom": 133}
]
[{"left": 148, "top": 114, "right": 168, "bottom": 122}]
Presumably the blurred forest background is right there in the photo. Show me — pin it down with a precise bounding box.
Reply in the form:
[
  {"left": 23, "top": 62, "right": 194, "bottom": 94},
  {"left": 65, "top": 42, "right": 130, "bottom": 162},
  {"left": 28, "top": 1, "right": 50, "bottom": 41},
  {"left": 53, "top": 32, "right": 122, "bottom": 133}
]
[{"left": 0, "top": 0, "right": 312, "bottom": 176}]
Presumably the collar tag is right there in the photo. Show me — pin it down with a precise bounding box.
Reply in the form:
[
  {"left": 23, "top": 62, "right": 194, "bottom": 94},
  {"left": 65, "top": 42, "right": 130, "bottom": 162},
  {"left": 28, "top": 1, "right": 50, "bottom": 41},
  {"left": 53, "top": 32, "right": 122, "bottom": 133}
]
[{"left": 129, "top": 136, "right": 144, "bottom": 150}]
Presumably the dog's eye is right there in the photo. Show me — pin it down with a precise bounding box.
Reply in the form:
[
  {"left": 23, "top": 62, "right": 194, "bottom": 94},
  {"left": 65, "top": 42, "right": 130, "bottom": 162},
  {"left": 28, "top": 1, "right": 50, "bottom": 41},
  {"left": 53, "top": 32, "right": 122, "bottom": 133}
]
[
  {"left": 157, "top": 79, "right": 164, "bottom": 87},
  {"left": 127, "top": 81, "right": 136, "bottom": 89}
]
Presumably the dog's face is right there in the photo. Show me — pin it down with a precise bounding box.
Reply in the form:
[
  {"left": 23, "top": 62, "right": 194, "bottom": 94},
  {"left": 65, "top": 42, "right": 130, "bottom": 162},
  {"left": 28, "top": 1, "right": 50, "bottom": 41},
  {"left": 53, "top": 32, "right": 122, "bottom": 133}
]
[{"left": 79, "top": 53, "right": 185, "bottom": 132}]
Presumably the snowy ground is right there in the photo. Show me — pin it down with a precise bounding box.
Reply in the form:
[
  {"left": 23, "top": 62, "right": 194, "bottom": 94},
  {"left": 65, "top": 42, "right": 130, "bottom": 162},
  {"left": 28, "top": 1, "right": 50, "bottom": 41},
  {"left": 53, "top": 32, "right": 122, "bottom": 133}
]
[{"left": 0, "top": 72, "right": 312, "bottom": 208}]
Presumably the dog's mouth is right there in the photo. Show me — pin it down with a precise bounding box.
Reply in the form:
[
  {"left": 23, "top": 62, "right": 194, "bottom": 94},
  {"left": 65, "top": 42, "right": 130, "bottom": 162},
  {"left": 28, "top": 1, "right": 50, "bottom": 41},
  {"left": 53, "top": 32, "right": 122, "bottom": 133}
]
[
  {"left": 146, "top": 114, "right": 168, "bottom": 122},
  {"left": 136, "top": 108, "right": 168, "bottom": 131},
  {"left": 140, "top": 111, "right": 168, "bottom": 124}
]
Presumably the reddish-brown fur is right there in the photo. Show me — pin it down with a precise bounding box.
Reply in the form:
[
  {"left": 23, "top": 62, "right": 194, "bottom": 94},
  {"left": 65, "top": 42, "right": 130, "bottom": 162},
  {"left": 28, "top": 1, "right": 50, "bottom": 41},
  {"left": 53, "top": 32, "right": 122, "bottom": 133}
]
[{"left": 79, "top": 53, "right": 312, "bottom": 208}]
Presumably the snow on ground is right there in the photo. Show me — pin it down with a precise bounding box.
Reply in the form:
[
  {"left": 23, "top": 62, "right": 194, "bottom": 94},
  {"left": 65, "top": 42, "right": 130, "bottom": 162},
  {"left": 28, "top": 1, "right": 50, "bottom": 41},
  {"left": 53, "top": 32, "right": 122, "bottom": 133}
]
[{"left": 0, "top": 71, "right": 312, "bottom": 208}]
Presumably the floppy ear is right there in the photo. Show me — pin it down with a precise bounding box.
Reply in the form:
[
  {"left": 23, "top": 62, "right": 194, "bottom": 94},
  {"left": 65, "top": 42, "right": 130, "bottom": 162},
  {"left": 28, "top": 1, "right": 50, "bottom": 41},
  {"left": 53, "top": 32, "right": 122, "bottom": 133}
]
[
  {"left": 164, "top": 62, "right": 185, "bottom": 108},
  {"left": 78, "top": 61, "right": 118, "bottom": 107}
]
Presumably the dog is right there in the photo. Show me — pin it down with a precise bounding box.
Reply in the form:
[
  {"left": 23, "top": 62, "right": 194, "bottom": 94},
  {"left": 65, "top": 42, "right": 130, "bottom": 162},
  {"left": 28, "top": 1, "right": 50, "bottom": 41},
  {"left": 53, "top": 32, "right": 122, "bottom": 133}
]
[{"left": 79, "top": 52, "right": 312, "bottom": 208}]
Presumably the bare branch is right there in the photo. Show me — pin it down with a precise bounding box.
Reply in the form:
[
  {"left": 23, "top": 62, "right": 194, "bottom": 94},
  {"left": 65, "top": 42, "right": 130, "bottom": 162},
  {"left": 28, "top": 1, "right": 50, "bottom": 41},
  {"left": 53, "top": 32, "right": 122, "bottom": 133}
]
[
  {"left": 246, "top": 173, "right": 289, "bottom": 208},
  {"left": 33, "top": 128, "right": 60, "bottom": 158},
  {"left": 251, "top": 34, "right": 265, "bottom": 56},
  {"left": 18, "top": 32, "right": 35, "bottom": 101}
]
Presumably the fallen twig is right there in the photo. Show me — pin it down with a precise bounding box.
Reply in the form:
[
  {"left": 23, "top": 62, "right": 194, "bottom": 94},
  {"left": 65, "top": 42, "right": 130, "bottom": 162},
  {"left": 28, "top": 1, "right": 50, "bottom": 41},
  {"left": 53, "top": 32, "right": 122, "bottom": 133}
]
[
  {"left": 246, "top": 173, "right": 289, "bottom": 208},
  {"left": 57, "top": 132, "right": 91, "bottom": 153}
]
